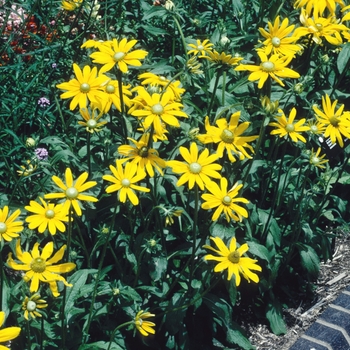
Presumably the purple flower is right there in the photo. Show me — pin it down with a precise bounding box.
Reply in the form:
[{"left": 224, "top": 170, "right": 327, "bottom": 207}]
[
  {"left": 35, "top": 148, "right": 48, "bottom": 161},
  {"left": 38, "top": 97, "right": 50, "bottom": 108},
  {"left": 51, "top": 63, "right": 57, "bottom": 69}
]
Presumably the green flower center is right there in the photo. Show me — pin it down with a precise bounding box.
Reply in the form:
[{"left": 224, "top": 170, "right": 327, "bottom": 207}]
[
  {"left": 160, "top": 76, "right": 167, "bottom": 81},
  {"left": 80, "top": 83, "right": 90, "bottom": 93},
  {"left": 285, "top": 123, "right": 295, "bottom": 132},
  {"left": 45, "top": 209, "right": 55, "bottom": 219},
  {"left": 189, "top": 162, "right": 202, "bottom": 174},
  {"left": 329, "top": 116, "right": 339, "bottom": 126},
  {"left": 311, "top": 156, "right": 319, "bottom": 165},
  {"left": 26, "top": 300, "right": 37, "bottom": 312},
  {"left": 271, "top": 37, "right": 281, "bottom": 47},
  {"left": 121, "top": 178, "right": 131, "bottom": 187},
  {"left": 106, "top": 84, "right": 116, "bottom": 94},
  {"left": 151, "top": 103, "right": 164, "bottom": 115},
  {"left": 220, "top": 129, "right": 234, "bottom": 143},
  {"left": 0, "top": 222, "right": 7, "bottom": 233},
  {"left": 66, "top": 187, "right": 79, "bottom": 199},
  {"left": 310, "top": 125, "right": 318, "bottom": 133},
  {"left": 197, "top": 45, "right": 204, "bottom": 50},
  {"left": 222, "top": 195, "right": 232, "bottom": 206},
  {"left": 30, "top": 258, "right": 46, "bottom": 273},
  {"left": 87, "top": 119, "right": 97, "bottom": 129},
  {"left": 261, "top": 61, "right": 275, "bottom": 72},
  {"left": 138, "top": 146, "right": 149, "bottom": 158},
  {"left": 315, "top": 23, "right": 323, "bottom": 31},
  {"left": 228, "top": 250, "right": 240, "bottom": 264},
  {"left": 113, "top": 52, "right": 126, "bottom": 62}
]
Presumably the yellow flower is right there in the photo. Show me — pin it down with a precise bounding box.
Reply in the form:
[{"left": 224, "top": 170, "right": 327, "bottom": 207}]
[
  {"left": 269, "top": 108, "right": 310, "bottom": 143},
  {"left": 78, "top": 105, "right": 107, "bottom": 133},
  {"left": 187, "top": 39, "right": 214, "bottom": 56},
  {"left": 164, "top": 208, "right": 183, "bottom": 226},
  {"left": 294, "top": 0, "right": 345, "bottom": 16},
  {"left": 129, "top": 87, "right": 188, "bottom": 138},
  {"left": 258, "top": 16, "right": 302, "bottom": 57},
  {"left": 134, "top": 310, "right": 156, "bottom": 336},
  {"left": 25, "top": 197, "right": 69, "bottom": 235},
  {"left": 235, "top": 51, "right": 300, "bottom": 89},
  {"left": 313, "top": 94, "right": 350, "bottom": 147},
  {"left": 0, "top": 311, "right": 21, "bottom": 348},
  {"left": 56, "top": 64, "right": 109, "bottom": 111},
  {"left": 310, "top": 147, "right": 329, "bottom": 169},
  {"left": 138, "top": 73, "right": 185, "bottom": 101},
  {"left": 103, "top": 161, "right": 150, "bottom": 206},
  {"left": 342, "top": 5, "right": 350, "bottom": 22},
  {"left": 61, "top": 0, "right": 82, "bottom": 11},
  {"left": 89, "top": 38, "right": 148, "bottom": 74},
  {"left": 294, "top": 10, "right": 347, "bottom": 45},
  {"left": 102, "top": 80, "right": 132, "bottom": 113},
  {"left": 7, "top": 240, "right": 76, "bottom": 297},
  {"left": 118, "top": 133, "right": 166, "bottom": 177},
  {"left": 17, "top": 160, "right": 36, "bottom": 176},
  {"left": 44, "top": 168, "right": 98, "bottom": 216},
  {"left": 203, "top": 236, "right": 262, "bottom": 286},
  {"left": 197, "top": 112, "right": 258, "bottom": 162},
  {"left": 22, "top": 294, "right": 48, "bottom": 320},
  {"left": 167, "top": 142, "right": 222, "bottom": 190},
  {"left": 201, "top": 50, "right": 243, "bottom": 68},
  {"left": 308, "top": 119, "right": 327, "bottom": 135},
  {"left": 0, "top": 206, "right": 23, "bottom": 242},
  {"left": 201, "top": 178, "right": 249, "bottom": 222}
]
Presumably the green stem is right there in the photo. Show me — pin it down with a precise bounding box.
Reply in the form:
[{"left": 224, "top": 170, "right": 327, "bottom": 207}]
[
  {"left": 221, "top": 71, "right": 226, "bottom": 106},
  {"left": 25, "top": 320, "right": 32, "bottom": 350},
  {"left": 207, "top": 70, "right": 221, "bottom": 118},
  {"left": 116, "top": 69, "right": 128, "bottom": 140},
  {"left": 107, "top": 321, "right": 133, "bottom": 350},
  {"left": 189, "top": 184, "right": 199, "bottom": 289},
  {"left": 172, "top": 15, "right": 189, "bottom": 60},
  {"left": 133, "top": 247, "right": 147, "bottom": 288},
  {"left": 0, "top": 247, "right": 3, "bottom": 309},
  {"left": 83, "top": 199, "right": 119, "bottom": 343},
  {"left": 61, "top": 209, "right": 73, "bottom": 349},
  {"left": 87, "top": 132, "right": 91, "bottom": 174}
]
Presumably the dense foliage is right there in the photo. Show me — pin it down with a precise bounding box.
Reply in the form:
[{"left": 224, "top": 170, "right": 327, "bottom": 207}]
[{"left": 1, "top": 0, "right": 350, "bottom": 349}]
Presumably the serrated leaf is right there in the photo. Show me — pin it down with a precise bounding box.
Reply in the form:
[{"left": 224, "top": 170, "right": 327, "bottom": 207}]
[
  {"left": 226, "top": 328, "right": 255, "bottom": 350},
  {"left": 149, "top": 256, "right": 168, "bottom": 281},
  {"left": 246, "top": 241, "right": 271, "bottom": 263}
]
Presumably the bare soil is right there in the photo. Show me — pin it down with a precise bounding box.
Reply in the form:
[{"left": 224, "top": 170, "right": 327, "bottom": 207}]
[{"left": 247, "top": 231, "right": 350, "bottom": 350}]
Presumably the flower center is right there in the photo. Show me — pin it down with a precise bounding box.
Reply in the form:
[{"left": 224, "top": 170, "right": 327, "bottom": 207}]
[
  {"left": 66, "top": 187, "right": 79, "bottom": 199},
  {"left": 160, "top": 76, "right": 167, "bottom": 81},
  {"left": 113, "top": 52, "right": 126, "bottom": 62},
  {"left": 138, "top": 146, "right": 149, "bottom": 158},
  {"left": 45, "top": 209, "right": 55, "bottom": 219},
  {"left": 80, "top": 83, "right": 90, "bottom": 93},
  {"left": 220, "top": 129, "right": 234, "bottom": 143},
  {"left": 121, "top": 178, "right": 131, "bottom": 187},
  {"left": 197, "top": 45, "right": 204, "bottom": 50},
  {"left": 311, "top": 156, "right": 319, "bottom": 165},
  {"left": 30, "top": 257, "right": 46, "bottom": 273},
  {"left": 87, "top": 119, "right": 97, "bottom": 129},
  {"left": 26, "top": 301, "right": 37, "bottom": 312},
  {"left": 151, "top": 103, "right": 164, "bottom": 115},
  {"left": 271, "top": 37, "right": 281, "bottom": 47},
  {"left": 315, "top": 23, "right": 323, "bottom": 31},
  {"left": 285, "top": 123, "right": 295, "bottom": 132},
  {"left": 222, "top": 195, "right": 232, "bottom": 206},
  {"left": 189, "top": 162, "right": 202, "bottom": 174},
  {"left": 329, "top": 116, "right": 339, "bottom": 126},
  {"left": 228, "top": 251, "right": 240, "bottom": 264},
  {"left": 310, "top": 125, "right": 318, "bottom": 133},
  {"left": 106, "top": 84, "right": 116, "bottom": 94},
  {"left": 261, "top": 61, "right": 275, "bottom": 72},
  {"left": 0, "top": 222, "right": 7, "bottom": 233}
]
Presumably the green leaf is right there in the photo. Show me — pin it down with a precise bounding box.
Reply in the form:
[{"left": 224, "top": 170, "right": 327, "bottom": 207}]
[
  {"left": 226, "top": 328, "right": 255, "bottom": 350},
  {"left": 140, "top": 24, "right": 169, "bottom": 36},
  {"left": 266, "top": 299, "right": 287, "bottom": 335},
  {"left": 246, "top": 241, "right": 271, "bottom": 263},
  {"left": 149, "top": 256, "right": 168, "bottom": 281},
  {"left": 298, "top": 244, "right": 320, "bottom": 280},
  {"left": 337, "top": 42, "right": 350, "bottom": 74},
  {"left": 65, "top": 269, "right": 98, "bottom": 317}
]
